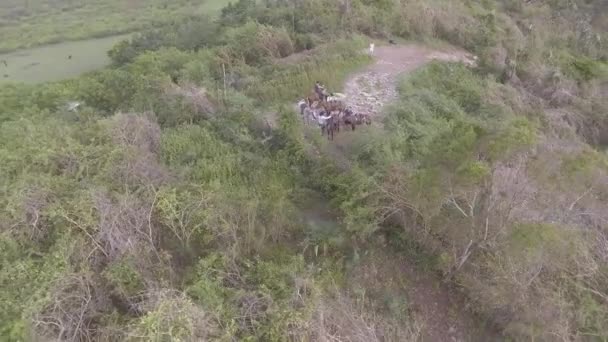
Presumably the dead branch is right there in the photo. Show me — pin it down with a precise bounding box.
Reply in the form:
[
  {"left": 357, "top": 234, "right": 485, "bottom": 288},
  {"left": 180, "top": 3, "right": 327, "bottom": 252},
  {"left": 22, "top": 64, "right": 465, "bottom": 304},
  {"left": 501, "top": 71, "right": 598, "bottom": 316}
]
[
  {"left": 567, "top": 186, "right": 594, "bottom": 211},
  {"left": 60, "top": 212, "right": 108, "bottom": 258},
  {"left": 33, "top": 273, "right": 109, "bottom": 342}
]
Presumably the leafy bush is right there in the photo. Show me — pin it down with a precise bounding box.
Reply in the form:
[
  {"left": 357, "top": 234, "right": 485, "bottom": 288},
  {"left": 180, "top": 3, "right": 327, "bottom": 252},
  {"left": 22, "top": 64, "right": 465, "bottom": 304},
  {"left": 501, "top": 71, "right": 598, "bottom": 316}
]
[
  {"left": 128, "top": 289, "right": 218, "bottom": 341},
  {"left": 108, "top": 15, "right": 218, "bottom": 66},
  {"left": 222, "top": 21, "right": 295, "bottom": 66},
  {"left": 569, "top": 56, "right": 608, "bottom": 81}
]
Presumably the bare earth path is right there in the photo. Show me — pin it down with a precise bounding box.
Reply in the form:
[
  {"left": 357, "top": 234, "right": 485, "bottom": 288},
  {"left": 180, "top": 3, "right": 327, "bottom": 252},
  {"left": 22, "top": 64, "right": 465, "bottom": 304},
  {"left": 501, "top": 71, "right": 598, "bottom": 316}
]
[
  {"left": 343, "top": 44, "right": 476, "bottom": 119},
  {"left": 323, "top": 44, "right": 496, "bottom": 341}
]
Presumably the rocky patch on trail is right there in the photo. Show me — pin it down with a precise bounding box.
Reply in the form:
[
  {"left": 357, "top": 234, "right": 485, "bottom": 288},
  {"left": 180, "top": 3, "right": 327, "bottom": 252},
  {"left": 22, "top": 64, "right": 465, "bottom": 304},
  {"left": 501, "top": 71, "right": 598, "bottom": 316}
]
[{"left": 343, "top": 71, "right": 398, "bottom": 117}]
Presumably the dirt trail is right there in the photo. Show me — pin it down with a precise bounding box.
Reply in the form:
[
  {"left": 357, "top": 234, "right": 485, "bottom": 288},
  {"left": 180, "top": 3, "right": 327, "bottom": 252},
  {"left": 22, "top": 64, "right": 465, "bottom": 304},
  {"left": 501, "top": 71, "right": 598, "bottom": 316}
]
[
  {"left": 332, "top": 45, "right": 495, "bottom": 342},
  {"left": 343, "top": 45, "right": 476, "bottom": 119}
]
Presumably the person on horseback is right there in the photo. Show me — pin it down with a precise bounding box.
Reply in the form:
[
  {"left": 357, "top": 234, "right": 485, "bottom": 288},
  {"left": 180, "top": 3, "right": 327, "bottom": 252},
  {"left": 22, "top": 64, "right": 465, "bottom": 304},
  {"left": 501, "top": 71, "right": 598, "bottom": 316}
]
[
  {"left": 314, "top": 81, "right": 329, "bottom": 102},
  {"left": 314, "top": 81, "right": 321, "bottom": 95}
]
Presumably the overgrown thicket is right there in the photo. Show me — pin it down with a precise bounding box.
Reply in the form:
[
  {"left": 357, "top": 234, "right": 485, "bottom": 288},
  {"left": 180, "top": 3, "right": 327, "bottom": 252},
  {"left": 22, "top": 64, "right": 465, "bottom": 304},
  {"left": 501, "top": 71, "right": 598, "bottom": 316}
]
[
  {"left": 323, "top": 62, "right": 605, "bottom": 339},
  {"left": 1, "top": 0, "right": 607, "bottom": 340},
  {"left": 284, "top": 0, "right": 607, "bottom": 340},
  {"left": 0, "top": 44, "right": 382, "bottom": 340},
  {"left": 0, "top": 1, "right": 411, "bottom": 340}
]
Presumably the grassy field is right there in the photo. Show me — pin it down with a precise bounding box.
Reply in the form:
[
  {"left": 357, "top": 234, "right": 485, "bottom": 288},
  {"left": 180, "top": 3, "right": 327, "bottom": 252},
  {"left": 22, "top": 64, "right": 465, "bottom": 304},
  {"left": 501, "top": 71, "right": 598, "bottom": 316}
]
[
  {"left": 0, "top": 0, "right": 232, "bottom": 53},
  {"left": 0, "top": 34, "right": 131, "bottom": 84},
  {"left": 0, "top": 0, "right": 232, "bottom": 84}
]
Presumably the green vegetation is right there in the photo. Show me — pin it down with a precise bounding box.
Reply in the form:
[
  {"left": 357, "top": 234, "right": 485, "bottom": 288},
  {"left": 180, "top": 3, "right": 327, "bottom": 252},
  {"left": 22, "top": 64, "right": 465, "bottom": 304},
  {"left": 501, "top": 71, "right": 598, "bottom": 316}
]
[
  {"left": 298, "top": 0, "right": 608, "bottom": 339},
  {"left": 0, "top": 0, "right": 235, "bottom": 83},
  {"left": 0, "top": 0, "right": 232, "bottom": 52},
  {"left": 1, "top": 0, "right": 607, "bottom": 341}
]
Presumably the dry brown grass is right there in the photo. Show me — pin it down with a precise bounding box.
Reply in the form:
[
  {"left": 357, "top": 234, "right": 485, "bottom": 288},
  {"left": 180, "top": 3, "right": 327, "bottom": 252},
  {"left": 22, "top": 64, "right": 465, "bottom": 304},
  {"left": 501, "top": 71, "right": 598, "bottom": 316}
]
[
  {"left": 163, "top": 82, "right": 217, "bottom": 119},
  {"left": 106, "top": 113, "right": 171, "bottom": 188},
  {"left": 33, "top": 273, "right": 111, "bottom": 341},
  {"left": 309, "top": 293, "right": 422, "bottom": 342},
  {"left": 109, "top": 112, "right": 161, "bottom": 154}
]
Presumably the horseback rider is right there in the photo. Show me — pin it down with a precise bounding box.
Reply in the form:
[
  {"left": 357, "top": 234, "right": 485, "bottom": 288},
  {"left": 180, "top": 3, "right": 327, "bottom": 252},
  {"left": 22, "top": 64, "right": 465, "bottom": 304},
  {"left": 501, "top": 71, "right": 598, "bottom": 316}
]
[
  {"left": 314, "top": 81, "right": 329, "bottom": 102},
  {"left": 314, "top": 81, "right": 322, "bottom": 92}
]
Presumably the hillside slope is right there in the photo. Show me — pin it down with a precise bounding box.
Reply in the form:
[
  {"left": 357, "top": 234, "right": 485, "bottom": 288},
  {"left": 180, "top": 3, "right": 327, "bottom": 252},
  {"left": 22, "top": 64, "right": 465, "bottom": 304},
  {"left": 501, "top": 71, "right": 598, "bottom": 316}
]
[{"left": 0, "top": 0, "right": 606, "bottom": 341}]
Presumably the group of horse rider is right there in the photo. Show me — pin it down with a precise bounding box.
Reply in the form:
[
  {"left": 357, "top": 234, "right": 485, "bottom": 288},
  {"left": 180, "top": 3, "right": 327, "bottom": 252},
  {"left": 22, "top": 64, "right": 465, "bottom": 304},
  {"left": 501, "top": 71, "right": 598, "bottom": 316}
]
[{"left": 298, "top": 81, "right": 371, "bottom": 140}]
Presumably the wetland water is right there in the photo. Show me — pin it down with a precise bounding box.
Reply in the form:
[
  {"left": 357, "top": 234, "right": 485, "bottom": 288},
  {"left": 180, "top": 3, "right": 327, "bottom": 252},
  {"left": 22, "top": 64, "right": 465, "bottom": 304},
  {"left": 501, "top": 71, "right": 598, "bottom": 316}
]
[{"left": 0, "top": 34, "right": 131, "bottom": 84}]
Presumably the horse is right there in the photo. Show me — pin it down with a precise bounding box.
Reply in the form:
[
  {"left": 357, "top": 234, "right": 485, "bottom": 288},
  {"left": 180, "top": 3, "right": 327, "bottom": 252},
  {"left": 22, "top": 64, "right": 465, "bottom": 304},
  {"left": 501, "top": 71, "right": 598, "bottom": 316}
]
[
  {"left": 327, "top": 115, "right": 339, "bottom": 140},
  {"left": 316, "top": 110, "right": 329, "bottom": 133},
  {"left": 307, "top": 92, "right": 321, "bottom": 107},
  {"left": 314, "top": 82, "right": 324, "bottom": 95},
  {"left": 298, "top": 99, "right": 307, "bottom": 115},
  {"left": 316, "top": 111, "right": 336, "bottom": 140},
  {"left": 331, "top": 113, "right": 340, "bottom": 134},
  {"left": 314, "top": 82, "right": 329, "bottom": 102},
  {"left": 321, "top": 99, "right": 347, "bottom": 132},
  {"left": 320, "top": 89, "right": 330, "bottom": 102},
  {"left": 302, "top": 106, "right": 317, "bottom": 125},
  {"left": 340, "top": 109, "right": 371, "bottom": 131},
  {"left": 321, "top": 99, "right": 346, "bottom": 115},
  {"left": 356, "top": 113, "right": 372, "bottom": 126},
  {"left": 341, "top": 108, "right": 357, "bottom": 131},
  {"left": 314, "top": 81, "right": 323, "bottom": 94}
]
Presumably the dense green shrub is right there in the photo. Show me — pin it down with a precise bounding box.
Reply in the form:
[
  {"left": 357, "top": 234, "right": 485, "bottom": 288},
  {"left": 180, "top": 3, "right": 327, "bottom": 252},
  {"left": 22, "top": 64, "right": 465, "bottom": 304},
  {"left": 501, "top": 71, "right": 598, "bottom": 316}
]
[
  {"left": 1, "top": 0, "right": 607, "bottom": 340},
  {"left": 222, "top": 21, "right": 295, "bottom": 66},
  {"left": 108, "top": 15, "right": 218, "bottom": 66}
]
